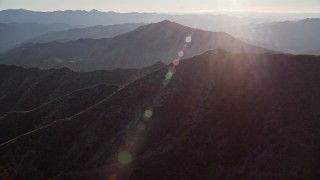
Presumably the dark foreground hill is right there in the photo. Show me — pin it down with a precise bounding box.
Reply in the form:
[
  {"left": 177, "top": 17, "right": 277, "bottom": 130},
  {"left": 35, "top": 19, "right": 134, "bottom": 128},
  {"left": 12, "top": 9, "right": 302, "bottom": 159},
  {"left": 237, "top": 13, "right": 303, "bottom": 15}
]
[
  {"left": 0, "top": 62, "right": 164, "bottom": 115},
  {"left": 0, "top": 83, "right": 120, "bottom": 144},
  {"left": 0, "top": 50, "right": 319, "bottom": 179},
  {"left": 0, "top": 21, "right": 271, "bottom": 71}
]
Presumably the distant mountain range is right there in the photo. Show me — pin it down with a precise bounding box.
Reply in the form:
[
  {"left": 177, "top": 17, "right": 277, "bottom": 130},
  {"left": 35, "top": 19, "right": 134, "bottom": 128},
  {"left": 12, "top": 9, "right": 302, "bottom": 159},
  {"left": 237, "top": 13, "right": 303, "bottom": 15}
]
[
  {"left": 304, "top": 49, "right": 320, "bottom": 55},
  {"left": 229, "top": 18, "right": 320, "bottom": 54},
  {"left": 28, "top": 23, "right": 146, "bottom": 43},
  {"left": 0, "top": 9, "right": 264, "bottom": 28},
  {"left": 1, "top": 10, "right": 319, "bottom": 55},
  {"left": 0, "top": 22, "right": 79, "bottom": 52},
  {"left": 1, "top": 50, "right": 319, "bottom": 179},
  {"left": 0, "top": 21, "right": 271, "bottom": 71}
]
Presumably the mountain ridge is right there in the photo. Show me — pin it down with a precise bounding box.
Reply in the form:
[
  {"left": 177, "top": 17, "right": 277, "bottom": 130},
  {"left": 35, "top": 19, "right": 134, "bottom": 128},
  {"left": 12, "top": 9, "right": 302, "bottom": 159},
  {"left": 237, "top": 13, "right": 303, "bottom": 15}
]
[
  {"left": 28, "top": 23, "right": 146, "bottom": 43},
  {"left": 0, "top": 20, "right": 272, "bottom": 71}
]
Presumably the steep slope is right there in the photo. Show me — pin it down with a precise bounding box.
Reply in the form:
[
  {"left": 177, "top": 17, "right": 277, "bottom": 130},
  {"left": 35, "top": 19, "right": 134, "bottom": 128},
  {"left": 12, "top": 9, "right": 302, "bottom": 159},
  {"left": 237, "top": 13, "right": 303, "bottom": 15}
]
[
  {"left": 0, "top": 22, "right": 78, "bottom": 53},
  {"left": 0, "top": 21, "right": 271, "bottom": 71},
  {"left": 0, "top": 50, "right": 319, "bottom": 179},
  {"left": 29, "top": 23, "right": 146, "bottom": 43},
  {"left": 0, "top": 83, "right": 120, "bottom": 144},
  {"left": 0, "top": 62, "right": 164, "bottom": 115}
]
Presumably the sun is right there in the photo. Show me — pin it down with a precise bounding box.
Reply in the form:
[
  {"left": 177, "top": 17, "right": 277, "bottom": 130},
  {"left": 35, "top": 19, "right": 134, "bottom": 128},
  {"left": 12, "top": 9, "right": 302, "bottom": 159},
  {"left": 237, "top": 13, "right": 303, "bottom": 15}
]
[{"left": 230, "top": 0, "right": 242, "bottom": 12}]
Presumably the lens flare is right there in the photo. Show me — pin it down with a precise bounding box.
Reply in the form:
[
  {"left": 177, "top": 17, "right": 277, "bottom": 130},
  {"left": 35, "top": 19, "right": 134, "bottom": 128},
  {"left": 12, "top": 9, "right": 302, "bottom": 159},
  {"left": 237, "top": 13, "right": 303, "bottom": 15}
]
[
  {"left": 185, "top": 35, "right": 192, "bottom": 43},
  {"left": 118, "top": 150, "right": 132, "bottom": 164},
  {"left": 178, "top": 51, "right": 184, "bottom": 57},
  {"left": 173, "top": 59, "right": 180, "bottom": 66},
  {"left": 144, "top": 109, "right": 153, "bottom": 119},
  {"left": 166, "top": 71, "right": 173, "bottom": 80}
]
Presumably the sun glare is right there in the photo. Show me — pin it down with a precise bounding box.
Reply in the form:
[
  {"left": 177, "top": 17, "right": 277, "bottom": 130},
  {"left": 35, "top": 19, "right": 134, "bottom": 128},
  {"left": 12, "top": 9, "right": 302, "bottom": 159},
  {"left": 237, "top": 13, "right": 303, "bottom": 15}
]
[{"left": 230, "top": 0, "right": 241, "bottom": 12}]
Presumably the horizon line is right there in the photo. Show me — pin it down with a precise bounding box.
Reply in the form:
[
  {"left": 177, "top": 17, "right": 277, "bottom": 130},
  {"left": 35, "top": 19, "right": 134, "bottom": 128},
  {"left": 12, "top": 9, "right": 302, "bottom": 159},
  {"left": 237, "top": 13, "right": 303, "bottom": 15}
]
[{"left": 1, "top": 8, "right": 320, "bottom": 14}]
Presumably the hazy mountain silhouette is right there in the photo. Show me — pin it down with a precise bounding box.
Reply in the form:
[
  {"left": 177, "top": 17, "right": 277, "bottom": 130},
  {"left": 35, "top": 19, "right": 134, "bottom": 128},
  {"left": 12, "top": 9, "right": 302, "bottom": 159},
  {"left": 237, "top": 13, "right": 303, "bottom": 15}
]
[
  {"left": 0, "top": 20, "right": 271, "bottom": 71},
  {"left": 0, "top": 9, "right": 264, "bottom": 28},
  {"left": 0, "top": 22, "right": 79, "bottom": 53},
  {"left": 304, "top": 49, "right": 320, "bottom": 55},
  {"left": 0, "top": 62, "right": 164, "bottom": 116},
  {"left": 240, "top": 38, "right": 283, "bottom": 52},
  {"left": 29, "top": 23, "right": 146, "bottom": 43},
  {"left": 0, "top": 50, "right": 319, "bottom": 179},
  {"left": 230, "top": 18, "right": 320, "bottom": 54}
]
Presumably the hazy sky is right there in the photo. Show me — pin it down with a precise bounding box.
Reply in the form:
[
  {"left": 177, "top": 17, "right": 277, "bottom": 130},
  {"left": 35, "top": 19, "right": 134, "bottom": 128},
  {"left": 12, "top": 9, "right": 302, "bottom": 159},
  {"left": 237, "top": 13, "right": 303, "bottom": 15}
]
[{"left": 0, "top": 0, "right": 319, "bottom": 13}]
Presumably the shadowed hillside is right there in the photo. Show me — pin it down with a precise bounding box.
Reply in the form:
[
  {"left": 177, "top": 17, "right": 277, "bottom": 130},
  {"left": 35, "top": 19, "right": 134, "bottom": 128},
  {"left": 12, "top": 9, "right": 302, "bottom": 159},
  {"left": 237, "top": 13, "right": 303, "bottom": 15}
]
[
  {"left": 0, "top": 83, "right": 120, "bottom": 144},
  {"left": 0, "top": 62, "right": 164, "bottom": 115},
  {"left": 0, "top": 50, "right": 319, "bottom": 179},
  {"left": 0, "top": 21, "right": 271, "bottom": 71}
]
